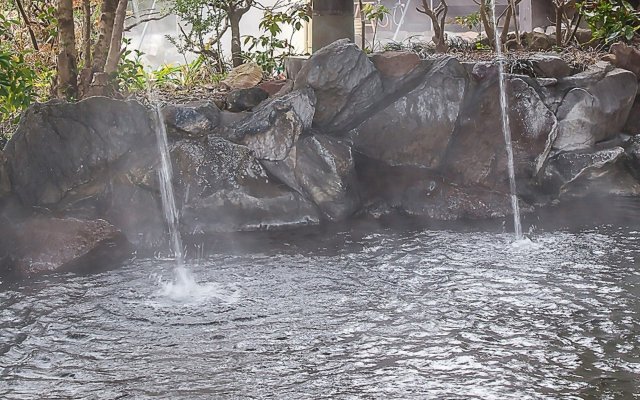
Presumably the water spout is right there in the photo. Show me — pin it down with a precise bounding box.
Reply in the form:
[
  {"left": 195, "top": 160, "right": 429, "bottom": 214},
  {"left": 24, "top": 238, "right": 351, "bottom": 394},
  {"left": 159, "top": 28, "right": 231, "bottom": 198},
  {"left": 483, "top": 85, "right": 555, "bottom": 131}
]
[
  {"left": 489, "top": 1, "right": 523, "bottom": 240},
  {"left": 152, "top": 102, "right": 195, "bottom": 288}
]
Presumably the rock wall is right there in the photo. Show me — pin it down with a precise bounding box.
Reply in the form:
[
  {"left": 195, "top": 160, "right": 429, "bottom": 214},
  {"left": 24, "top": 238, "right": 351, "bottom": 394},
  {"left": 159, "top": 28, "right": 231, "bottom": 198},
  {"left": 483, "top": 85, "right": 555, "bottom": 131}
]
[{"left": 3, "top": 39, "right": 640, "bottom": 278}]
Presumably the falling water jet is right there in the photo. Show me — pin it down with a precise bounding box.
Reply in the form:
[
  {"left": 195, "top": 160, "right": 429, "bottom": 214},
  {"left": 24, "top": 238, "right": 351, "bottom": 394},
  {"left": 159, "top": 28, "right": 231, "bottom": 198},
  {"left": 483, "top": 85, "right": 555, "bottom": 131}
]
[
  {"left": 151, "top": 95, "right": 197, "bottom": 292},
  {"left": 489, "top": 1, "right": 523, "bottom": 240}
]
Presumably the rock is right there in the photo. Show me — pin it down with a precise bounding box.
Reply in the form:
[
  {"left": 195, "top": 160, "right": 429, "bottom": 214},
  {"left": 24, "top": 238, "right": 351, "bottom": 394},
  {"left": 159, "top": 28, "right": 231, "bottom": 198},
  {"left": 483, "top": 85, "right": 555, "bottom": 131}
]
[
  {"left": 5, "top": 97, "right": 154, "bottom": 207},
  {"left": 522, "top": 32, "right": 553, "bottom": 51},
  {"left": 610, "top": 42, "right": 640, "bottom": 79},
  {"left": 445, "top": 76, "right": 557, "bottom": 192},
  {"left": 543, "top": 147, "right": 640, "bottom": 198},
  {"left": 552, "top": 69, "right": 638, "bottom": 151},
  {"left": 161, "top": 102, "right": 220, "bottom": 138},
  {"left": 623, "top": 96, "right": 640, "bottom": 134},
  {"left": 262, "top": 134, "right": 360, "bottom": 220},
  {"left": 370, "top": 51, "right": 420, "bottom": 78},
  {"left": 181, "top": 187, "right": 320, "bottom": 234},
  {"left": 221, "top": 62, "right": 263, "bottom": 89},
  {"left": 229, "top": 88, "right": 316, "bottom": 161},
  {"left": 530, "top": 54, "right": 571, "bottom": 78},
  {"left": 257, "top": 80, "right": 290, "bottom": 97},
  {"left": 170, "top": 136, "right": 267, "bottom": 201},
  {"left": 470, "top": 61, "right": 498, "bottom": 81},
  {"left": 351, "top": 57, "right": 469, "bottom": 169},
  {"left": 294, "top": 39, "right": 383, "bottom": 132},
  {"left": 624, "top": 135, "right": 640, "bottom": 180},
  {"left": 226, "top": 87, "right": 269, "bottom": 112},
  {"left": 285, "top": 56, "right": 308, "bottom": 80},
  {"left": 0, "top": 216, "right": 131, "bottom": 280},
  {"left": 574, "top": 28, "right": 593, "bottom": 45}
]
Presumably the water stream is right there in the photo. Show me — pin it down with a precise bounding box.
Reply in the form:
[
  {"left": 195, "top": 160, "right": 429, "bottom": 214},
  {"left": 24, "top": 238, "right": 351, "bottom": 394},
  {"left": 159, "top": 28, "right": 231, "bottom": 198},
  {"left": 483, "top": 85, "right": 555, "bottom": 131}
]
[
  {"left": 489, "top": 1, "right": 523, "bottom": 240},
  {"left": 152, "top": 102, "right": 197, "bottom": 294}
]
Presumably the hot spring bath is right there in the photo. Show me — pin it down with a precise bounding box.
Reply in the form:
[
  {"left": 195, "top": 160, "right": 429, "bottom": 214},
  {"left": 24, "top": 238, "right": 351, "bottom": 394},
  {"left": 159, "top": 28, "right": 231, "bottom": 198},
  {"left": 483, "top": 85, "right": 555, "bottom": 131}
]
[{"left": 1, "top": 226, "right": 639, "bottom": 399}]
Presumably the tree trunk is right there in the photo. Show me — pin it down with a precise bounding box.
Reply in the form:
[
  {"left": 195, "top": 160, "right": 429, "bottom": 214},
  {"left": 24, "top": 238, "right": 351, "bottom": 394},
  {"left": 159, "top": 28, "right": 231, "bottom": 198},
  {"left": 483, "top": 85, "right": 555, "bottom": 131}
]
[
  {"left": 229, "top": 11, "right": 243, "bottom": 67},
  {"left": 91, "top": 0, "right": 119, "bottom": 75},
  {"left": 358, "top": 0, "right": 365, "bottom": 49},
  {"left": 56, "top": 0, "right": 78, "bottom": 99},
  {"left": 105, "top": 0, "right": 129, "bottom": 75},
  {"left": 555, "top": 1, "right": 564, "bottom": 47},
  {"left": 82, "top": 0, "right": 91, "bottom": 67}
]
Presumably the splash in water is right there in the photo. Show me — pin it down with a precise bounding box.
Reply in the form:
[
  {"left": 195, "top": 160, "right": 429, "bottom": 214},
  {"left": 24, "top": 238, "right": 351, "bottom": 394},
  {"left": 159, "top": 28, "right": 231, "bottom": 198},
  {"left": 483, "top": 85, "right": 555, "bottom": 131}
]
[{"left": 489, "top": 1, "right": 523, "bottom": 240}]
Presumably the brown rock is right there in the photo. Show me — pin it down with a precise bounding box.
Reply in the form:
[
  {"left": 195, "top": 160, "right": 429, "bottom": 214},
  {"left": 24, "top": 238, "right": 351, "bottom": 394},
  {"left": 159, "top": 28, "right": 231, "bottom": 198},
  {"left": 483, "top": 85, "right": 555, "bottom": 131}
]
[
  {"left": 610, "top": 42, "right": 640, "bottom": 79},
  {"left": 221, "top": 62, "right": 263, "bottom": 90},
  {"left": 370, "top": 51, "right": 421, "bottom": 78},
  {"left": 257, "top": 80, "right": 290, "bottom": 97}
]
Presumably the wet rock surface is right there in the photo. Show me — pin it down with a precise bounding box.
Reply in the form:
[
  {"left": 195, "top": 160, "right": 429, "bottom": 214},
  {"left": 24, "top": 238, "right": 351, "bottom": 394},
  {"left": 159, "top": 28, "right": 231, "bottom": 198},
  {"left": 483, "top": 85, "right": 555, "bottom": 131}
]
[
  {"left": 226, "top": 87, "right": 269, "bottom": 112},
  {"left": 262, "top": 134, "right": 360, "bottom": 221},
  {"left": 0, "top": 216, "right": 131, "bottom": 279},
  {"left": 161, "top": 102, "right": 220, "bottom": 139},
  {"left": 351, "top": 57, "right": 468, "bottom": 169},
  {"left": 229, "top": 89, "right": 316, "bottom": 161}
]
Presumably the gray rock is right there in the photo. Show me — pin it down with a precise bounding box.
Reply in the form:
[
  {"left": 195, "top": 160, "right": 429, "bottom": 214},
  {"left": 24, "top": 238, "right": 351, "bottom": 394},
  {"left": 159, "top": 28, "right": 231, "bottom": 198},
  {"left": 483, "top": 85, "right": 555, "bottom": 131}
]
[
  {"left": 226, "top": 87, "right": 269, "bottom": 112},
  {"left": 181, "top": 187, "right": 320, "bottom": 234},
  {"left": 5, "top": 97, "right": 154, "bottom": 207},
  {"left": 0, "top": 151, "right": 10, "bottom": 200},
  {"left": 543, "top": 147, "right": 640, "bottom": 198},
  {"left": 0, "top": 216, "right": 131, "bottom": 280},
  {"left": 294, "top": 39, "right": 383, "bottom": 132},
  {"left": 552, "top": 69, "right": 638, "bottom": 151},
  {"left": 161, "top": 102, "right": 220, "bottom": 139},
  {"left": 445, "top": 76, "right": 557, "bottom": 192},
  {"left": 351, "top": 57, "right": 469, "bottom": 169},
  {"left": 230, "top": 88, "right": 316, "bottom": 161},
  {"left": 262, "top": 134, "right": 360, "bottom": 221},
  {"left": 623, "top": 96, "right": 640, "bottom": 135},
  {"left": 530, "top": 54, "right": 571, "bottom": 78}
]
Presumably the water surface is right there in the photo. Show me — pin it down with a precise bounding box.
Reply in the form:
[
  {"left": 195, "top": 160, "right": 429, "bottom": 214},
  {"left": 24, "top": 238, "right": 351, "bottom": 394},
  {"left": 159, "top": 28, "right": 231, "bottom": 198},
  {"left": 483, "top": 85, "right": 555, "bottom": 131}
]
[{"left": 1, "top": 226, "right": 639, "bottom": 399}]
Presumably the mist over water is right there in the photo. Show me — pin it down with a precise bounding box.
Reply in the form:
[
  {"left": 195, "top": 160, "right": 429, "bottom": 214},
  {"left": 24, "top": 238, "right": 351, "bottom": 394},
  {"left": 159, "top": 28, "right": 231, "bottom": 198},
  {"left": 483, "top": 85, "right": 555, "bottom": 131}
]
[{"left": 1, "top": 226, "right": 639, "bottom": 398}]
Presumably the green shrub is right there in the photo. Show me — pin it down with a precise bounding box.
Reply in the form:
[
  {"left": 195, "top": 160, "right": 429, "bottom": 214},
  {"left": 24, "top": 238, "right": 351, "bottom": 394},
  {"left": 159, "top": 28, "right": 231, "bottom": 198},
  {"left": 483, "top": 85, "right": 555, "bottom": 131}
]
[{"left": 579, "top": 0, "right": 640, "bottom": 43}]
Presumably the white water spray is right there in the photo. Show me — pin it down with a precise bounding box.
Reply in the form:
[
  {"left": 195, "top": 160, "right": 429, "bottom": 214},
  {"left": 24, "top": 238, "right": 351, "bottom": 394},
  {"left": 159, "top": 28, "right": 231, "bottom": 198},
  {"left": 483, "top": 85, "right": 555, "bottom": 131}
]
[
  {"left": 489, "top": 1, "right": 523, "bottom": 240},
  {"left": 152, "top": 101, "right": 196, "bottom": 291}
]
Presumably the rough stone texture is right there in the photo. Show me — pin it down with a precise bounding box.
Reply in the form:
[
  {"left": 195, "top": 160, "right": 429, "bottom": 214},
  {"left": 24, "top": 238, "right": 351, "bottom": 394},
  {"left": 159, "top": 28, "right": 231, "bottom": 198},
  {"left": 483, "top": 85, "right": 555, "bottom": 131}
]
[
  {"left": 170, "top": 136, "right": 268, "bottom": 201},
  {"left": 610, "top": 42, "right": 640, "bottom": 79},
  {"left": 262, "top": 134, "right": 360, "bottom": 221},
  {"left": 530, "top": 54, "right": 571, "bottom": 78},
  {"left": 370, "top": 51, "right": 420, "bottom": 78},
  {"left": 5, "top": 97, "right": 154, "bottom": 207},
  {"left": 221, "top": 62, "right": 263, "bottom": 89},
  {"left": 351, "top": 57, "right": 469, "bottom": 169},
  {"left": 258, "top": 80, "right": 290, "bottom": 97},
  {"left": 0, "top": 216, "right": 131, "bottom": 279},
  {"left": 445, "top": 76, "right": 557, "bottom": 191},
  {"left": 294, "top": 39, "right": 383, "bottom": 132},
  {"left": 0, "top": 151, "right": 10, "bottom": 199},
  {"left": 226, "top": 87, "right": 269, "bottom": 112},
  {"left": 181, "top": 187, "right": 320, "bottom": 234},
  {"left": 521, "top": 32, "right": 553, "bottom": 51},
  {"left": 543, "top": 147, "right": 640, "bottom": 198},
  {"left": 624, "top": 135, "right": 640, "bottom": 180},
  {"left": 623, "top": 96, "right": 640, "bottom": 135},
  {"left": 161, "top": 102, "right": 220, "bottom": 139},
  {"left": 552, "top": 69, "right": 638, "bottom": 151},
  {"left": 229, "top": 88, "right": 316, "bottom": 161}
]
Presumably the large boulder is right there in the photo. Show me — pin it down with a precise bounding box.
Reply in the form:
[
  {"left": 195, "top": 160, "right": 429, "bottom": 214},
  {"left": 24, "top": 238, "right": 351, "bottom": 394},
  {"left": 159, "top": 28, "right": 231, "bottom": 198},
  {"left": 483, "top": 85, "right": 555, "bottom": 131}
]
[
  {"left": 262, "top": 134, "right": 360, "bottom": 220},
  {"left": 350, "top": 57, "right": 468, "bottom": 169},
  {"left": 529, "top": 54, "right": 571, "bottom": 79},
  {"left": 228, "top": 88, "right": 316, "bottom": 161},
  {"left": 161, "top": 102, "right": 221, "bottom": 139},
  {"left": 181, "top": 186, "right": 320, "bottom": 234},
  {"left": 5, "top": 97, "right": 154, "bottom": 207},
  {"left": 294, "top": 39, "right": 383, "bottom": 132},
  {"left": 0, "top": 151, "right": 10, "bottom": 200},
  {"left": 444, "top": 75, "right": 557, "bottom": 192},
  {"left": 226, "top": 87, "right": 269, "bottom": 112},
  {"left": 542, "top": 147, "right": 640, "bottom": 198},
  {"left": 0, "top": 216, "right": 131, "bottom": 280},
  {"left": 542, "top": 67, "right": 637, "bottom": 151}
]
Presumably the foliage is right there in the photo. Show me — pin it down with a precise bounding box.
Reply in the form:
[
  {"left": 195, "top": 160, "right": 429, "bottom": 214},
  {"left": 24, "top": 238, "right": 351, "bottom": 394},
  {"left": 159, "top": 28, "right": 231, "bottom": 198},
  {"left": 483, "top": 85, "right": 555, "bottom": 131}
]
[
  {"left": 454, "top": 12, "right": 482, "bottom": 32},
  {"left": 578, "top": 0, "right": 640, "bottom": 43},
  {"left": 242, "top": 1, "right": 310, "bottom": 75},
  {"left": 361, "top": 2, "right": 389, "bottom": 51},
  {"left": 0, "top": 14, "right": 37, "bottom": 125},
  {"left": 115, "top": 39, "right": 147, "bottom": 93}
]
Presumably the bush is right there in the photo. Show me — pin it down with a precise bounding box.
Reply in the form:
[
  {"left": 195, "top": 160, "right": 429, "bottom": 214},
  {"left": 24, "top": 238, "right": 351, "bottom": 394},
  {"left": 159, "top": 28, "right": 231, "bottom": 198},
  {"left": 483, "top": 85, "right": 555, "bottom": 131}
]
[{"left": 579, "top": 0, "right": 640, "bottom": 44}]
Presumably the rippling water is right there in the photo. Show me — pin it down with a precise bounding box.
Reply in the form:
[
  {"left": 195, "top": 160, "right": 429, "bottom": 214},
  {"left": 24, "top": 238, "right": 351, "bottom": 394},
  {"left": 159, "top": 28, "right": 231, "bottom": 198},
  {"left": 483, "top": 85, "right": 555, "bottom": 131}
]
[{"left": 1, "top": 226, "right": 639, "bottom": 399}]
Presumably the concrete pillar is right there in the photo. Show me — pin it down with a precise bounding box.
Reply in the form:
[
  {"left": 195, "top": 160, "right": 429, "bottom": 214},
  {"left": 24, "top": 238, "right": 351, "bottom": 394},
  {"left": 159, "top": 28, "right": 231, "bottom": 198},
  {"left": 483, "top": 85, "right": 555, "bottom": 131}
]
[{"left": 312, "top": 0, "right": 355, "bottom": 52}]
